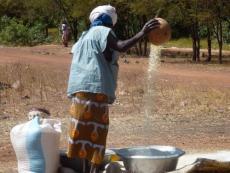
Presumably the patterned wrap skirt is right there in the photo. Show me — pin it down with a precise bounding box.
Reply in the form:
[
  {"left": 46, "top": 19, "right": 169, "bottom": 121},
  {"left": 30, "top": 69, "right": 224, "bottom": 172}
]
[{"left": 67, "top": 92, "right": 109, "bottom": 165}]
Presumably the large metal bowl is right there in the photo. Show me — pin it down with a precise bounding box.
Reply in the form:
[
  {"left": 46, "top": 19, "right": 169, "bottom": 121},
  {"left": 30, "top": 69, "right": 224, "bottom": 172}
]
[{"left": 114, "top": 145, "right": 185, "bottom": 173}]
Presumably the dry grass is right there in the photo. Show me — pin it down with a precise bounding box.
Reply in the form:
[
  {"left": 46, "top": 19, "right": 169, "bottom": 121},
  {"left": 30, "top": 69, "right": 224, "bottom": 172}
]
[
  {"left": 0, "top": 63, "right": 70, "bottom": 148},
  {"left": 0, "top": 63, "right": 68, "bottom": 104},
  {"left": 0, "top": 56, "right": 229, "bottom": 171}
]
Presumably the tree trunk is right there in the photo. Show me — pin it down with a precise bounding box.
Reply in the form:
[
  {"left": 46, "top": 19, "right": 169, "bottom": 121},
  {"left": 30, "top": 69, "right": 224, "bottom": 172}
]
[
  {"left": 197, "top": 36, "right": 200, "bottom": 62},
  {"left": 214, "top": 1, "right": 223, "bottom": 64},
  {"left": 218, "top": 42, "right": 223, "bottom": 64},
  {"left": 191, "top": 23, "right": 197, "bottom": 62},
  {"left": 191, "top": 20, "right": 200, "bottom": 62},
  {"left": 218, "top": 20, "right": 223, "bottom": 64},
  {"left": 195, "top": 20, "right": 200, "bottom": 62},
  {"left": 134, "top": 44, "right": 140, "bottom": 55},
  {"left": 45, "top": 26, "right": 48, "bottom": 38},
  {"left": 191, "top": 0, "right": 200, "bottom": 62},
  {"left": 71, "top": 17, "right": 78, "bottom": 42},
  {"left": 206, "top": 25, "right": 212, "bottom": 62},
  {"left": 214, "top": 16, "right": 223, "bottom": 64},
  {"left": 192, "top": 39, "right": 197, "bottom": 62},
  {"left": 144, "top": 38, "right": 148, "bottom": 56},
  {"left": 205, "top": 0, "right": 212, "bottom": 62},
  {"left": 192, "top": 42, "right": 197, "bottom": 62},
  {"left": 125, "top": 25, "right": 131, "bottom": 54},
  {"left": 138, "top": 40, "right": 143, "bottom": 55},
  {"left": 142, "top": 15, "right": 148, "bottom": 56},
  {"left": 138, "top": 16, "right": 143, "bottom": 56},
  {"left": 44, "top": 16, "right": 49, "bottom": 38}
]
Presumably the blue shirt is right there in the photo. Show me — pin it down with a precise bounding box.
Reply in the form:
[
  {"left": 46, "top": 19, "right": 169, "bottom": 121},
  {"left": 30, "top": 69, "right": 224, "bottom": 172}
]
[{"left": 67, "top": 26, "right": 119, "bottom": 104}]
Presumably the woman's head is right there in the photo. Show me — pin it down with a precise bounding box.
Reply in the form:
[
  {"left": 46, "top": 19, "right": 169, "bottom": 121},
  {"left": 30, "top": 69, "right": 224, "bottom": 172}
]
[{"left": 89, "top": 5, "right": 117, "bottom": 28}]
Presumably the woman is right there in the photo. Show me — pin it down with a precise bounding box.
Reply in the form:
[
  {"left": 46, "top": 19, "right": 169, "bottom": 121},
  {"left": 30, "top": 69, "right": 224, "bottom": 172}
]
[
  {"left": 61, "top": 20, "right": 69, "bottom": 47},
  {"left": 67, "top": 5, "right": 160, "bottom": 173}
]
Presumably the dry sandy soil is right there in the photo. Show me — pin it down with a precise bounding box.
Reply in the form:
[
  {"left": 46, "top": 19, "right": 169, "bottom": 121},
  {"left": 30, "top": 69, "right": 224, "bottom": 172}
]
[{"left": 0, "top": 45, "right": 229, "bottom": 172}]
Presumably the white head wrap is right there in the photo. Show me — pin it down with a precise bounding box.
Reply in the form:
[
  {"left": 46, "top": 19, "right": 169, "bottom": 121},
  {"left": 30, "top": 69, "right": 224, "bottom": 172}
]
[{"left": 89, "top": 5, "right": 117, "bottom": 26}]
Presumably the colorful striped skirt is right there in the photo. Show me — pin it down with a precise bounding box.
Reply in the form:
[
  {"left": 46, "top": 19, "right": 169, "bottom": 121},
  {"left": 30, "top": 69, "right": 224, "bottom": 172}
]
[{"left": 67, "top": 92, "right": 109, "bottom": 165}]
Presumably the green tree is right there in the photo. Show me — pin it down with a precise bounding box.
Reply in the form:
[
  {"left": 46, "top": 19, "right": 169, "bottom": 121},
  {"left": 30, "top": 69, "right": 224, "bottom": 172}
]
[
  {"left": 167, "top": 0, "right": 229, "bottom": 63},
  {"left": 211, "top": 0, "right": 229, "bottom": 64},
  {"left": 0, "top": 0, "right": 59, "bottom": 38},
  {"left": 0, "top": 0, "right": 26, "bottom": 18},
  {"left": 177, "top": 0, "right": 203, "bottom": 62}
]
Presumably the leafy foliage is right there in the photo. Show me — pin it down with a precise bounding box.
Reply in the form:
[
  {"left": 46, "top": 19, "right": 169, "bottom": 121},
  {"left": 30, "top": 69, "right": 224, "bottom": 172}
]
[
  {"left": 0, "top": 16, "right": 50, "bottom": 46},
  {"left": 0, "top": 0, "right": 229, "bottom": 61}
]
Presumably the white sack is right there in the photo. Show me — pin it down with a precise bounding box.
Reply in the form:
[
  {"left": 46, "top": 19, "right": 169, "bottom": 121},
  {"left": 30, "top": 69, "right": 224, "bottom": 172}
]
[{"left": 10, "top": 116, "right": 61, "bottom": 173}]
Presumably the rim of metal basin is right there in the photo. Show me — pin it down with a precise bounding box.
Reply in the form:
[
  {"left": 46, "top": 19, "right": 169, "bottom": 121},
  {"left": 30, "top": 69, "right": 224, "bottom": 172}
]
[{"left": 114, "top": 145, "right": 185, "bottom": 159}]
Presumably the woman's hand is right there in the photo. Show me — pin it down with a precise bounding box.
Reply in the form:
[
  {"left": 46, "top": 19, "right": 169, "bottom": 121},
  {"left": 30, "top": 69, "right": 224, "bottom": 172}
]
[{"left": 141, "top": 19, "right": 160, "bottom": 34}]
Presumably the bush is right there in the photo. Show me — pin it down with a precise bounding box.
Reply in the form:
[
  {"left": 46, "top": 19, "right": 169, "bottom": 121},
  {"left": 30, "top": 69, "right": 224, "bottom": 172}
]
[
  {"left": 27, "top": 22, "right": 51, "bottom": 46},
  {"left": 0, "top": 16, "right": 50, "bottom": 46},
  {"left": 48, "top": 28, "right": 61, "bottom": 43}
]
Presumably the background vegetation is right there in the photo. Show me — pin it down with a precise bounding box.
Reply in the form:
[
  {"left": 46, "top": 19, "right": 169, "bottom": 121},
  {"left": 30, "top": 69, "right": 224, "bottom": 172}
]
[{"left": 0, "top": 0, "right": 229, "bottom": 63}]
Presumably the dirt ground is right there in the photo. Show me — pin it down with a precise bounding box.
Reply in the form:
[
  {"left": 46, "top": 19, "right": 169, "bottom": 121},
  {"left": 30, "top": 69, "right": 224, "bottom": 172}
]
[{"left": 0, "top": 45, "right": 229, "bottom": 172}]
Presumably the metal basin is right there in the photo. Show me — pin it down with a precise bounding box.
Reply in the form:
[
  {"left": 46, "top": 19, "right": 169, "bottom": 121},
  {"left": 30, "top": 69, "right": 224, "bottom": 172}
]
[{"left": 114, "top": 145, "right": 185, "bottom": 173}]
